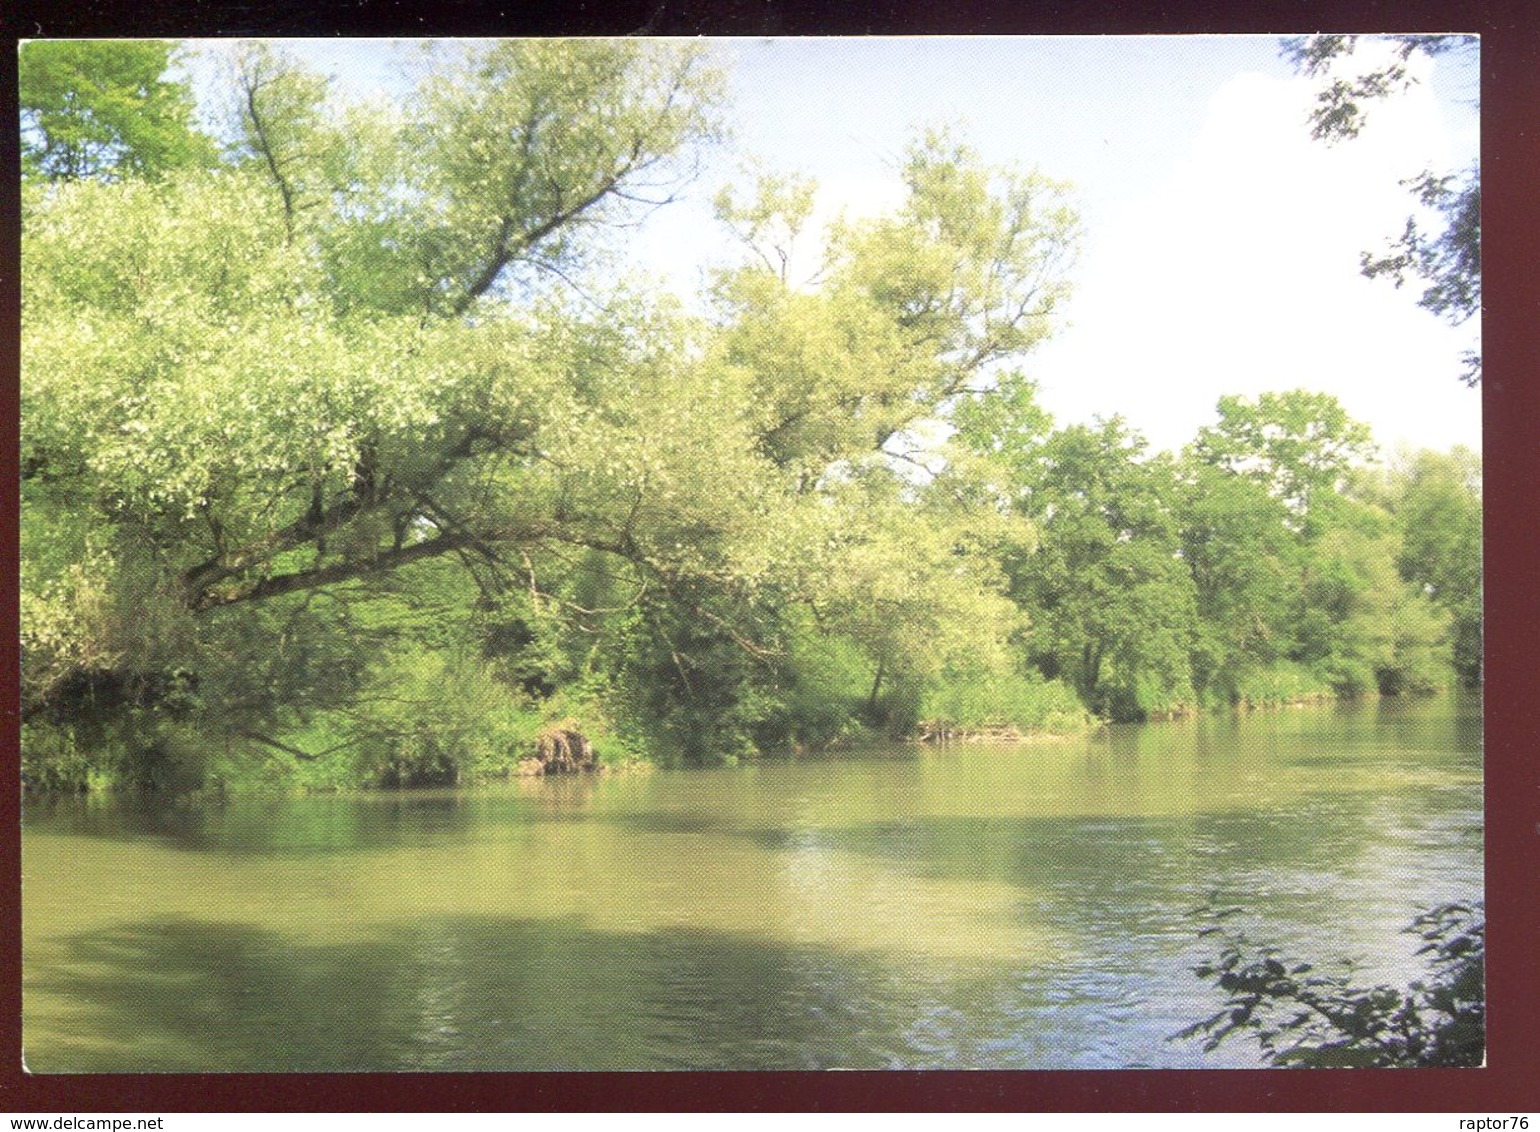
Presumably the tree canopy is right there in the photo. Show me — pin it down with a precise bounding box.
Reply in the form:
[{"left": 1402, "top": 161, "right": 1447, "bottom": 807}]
[
  {"left": 20, "top": 40, "right": 215, "bottom": 181},
  {"left": 21, "top": 40, "right": 1481, "bottom": 791}
]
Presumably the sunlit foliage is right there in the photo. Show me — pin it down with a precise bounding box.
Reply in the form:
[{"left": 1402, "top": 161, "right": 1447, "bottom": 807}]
[{"left": 21, "top": 40, "right": 1479, "bottom": 791}]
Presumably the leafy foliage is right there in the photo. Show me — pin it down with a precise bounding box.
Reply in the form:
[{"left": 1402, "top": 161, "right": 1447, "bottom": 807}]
[
  {"left": 956, "top": 381, "right": 1468, "bottom": 719},
  {"left": 20, "top": 40, "right": 216, "bottom": 182},
  {"left": 1176, "top": 900, "right": 1484, "bottom": 1067},
  {"left": 1178, "top": 462, "right": 1299, "bottom": 700},
  {"left": 918, "top": 669, "right": 1089, "bottom": 735},
  {"left": 1281, "top": 34, "right": 1474, "bottom": 144},
  {"left": 1386, "top": 448, "right": 1483, "bottom": 687},
  {"left": 1281, "top": 34, "right": 1480, "bottom": 384},
  {"left": 1192, "top": 390, "right": 1375, "bottom": 526},
  {"left": 20, "top": 40, "right": 1483, "bottom": 790},
  {"left": 1362, "top": 171, "right": 1481, "bottom": 322},
  {"left": 982, "top": 413, "right": 1199, "bottom": 721},
  {"left": 20, "top": 41, "right": 1089, "bottom": 783},
  {"left": 1361, "top": 170, "right": 1482, "bottom": 386}
]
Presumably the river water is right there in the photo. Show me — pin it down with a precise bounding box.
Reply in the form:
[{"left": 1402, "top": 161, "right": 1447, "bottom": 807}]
[{"left": 21, "top": 696, "right": 1482, "bottom": 1071}]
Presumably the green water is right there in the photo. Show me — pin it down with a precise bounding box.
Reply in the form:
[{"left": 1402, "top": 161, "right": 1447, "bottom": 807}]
[{"left": 21, "top": 696, "right": 1482, "bottom": 1071}]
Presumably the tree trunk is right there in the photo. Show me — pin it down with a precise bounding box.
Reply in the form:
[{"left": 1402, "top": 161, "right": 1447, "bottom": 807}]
[{"left": 522, "top": 725, "right": 597, "bottom": 775}]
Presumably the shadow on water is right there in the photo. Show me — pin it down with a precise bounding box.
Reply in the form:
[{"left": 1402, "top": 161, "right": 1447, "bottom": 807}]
[
  {"left": 26, "top": 779, "right": 1472, "bottom": 886},
  {"left": 25, "top": 784, "right": 1480, "bottom": 1073},
  {"left": 25, "top": 913, "right": 1064, "bottom": 1073},
  {"left": 25, "top": 694, "right": 1480, "bottom": 860},
  {"left": 22, "top": 789, "right": 506, "bottom": 857},
  {"left": 23, "top": 702, "right": 1480, "bottom": 1071}
]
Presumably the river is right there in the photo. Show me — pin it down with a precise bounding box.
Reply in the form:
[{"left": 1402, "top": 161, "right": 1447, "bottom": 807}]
[{"left": 21, "top": 695, "right": 1482, "bottom": 1071}]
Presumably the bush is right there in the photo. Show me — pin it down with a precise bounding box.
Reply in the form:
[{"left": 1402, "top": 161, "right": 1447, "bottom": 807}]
[
  {"left": 748, "top": 634, "right": 874, "bottom": 752},
  {"left": 920, "top": 668, "right": 1091, "bottom": 733},
  {"left": 22, "top": 712, "right": 208, "bottom": 794},
  {"left": 1128, "top": 670, "right": 1198, "bottom": 721},
  {"left": 1321, "top": 655, "right": 1379, "bottom": 699},
  {"left": 21, "top": 722, "right": 103, "bottom": 793},
  {"left": 1226, "top": 660, "right": 1336, "bottom": 709},
  {"left": 336, "top": 647, "right": 546, "bottom": 787},
  {"left": 1175, "top": 900, "right": 1484, "bottom": 1067}
]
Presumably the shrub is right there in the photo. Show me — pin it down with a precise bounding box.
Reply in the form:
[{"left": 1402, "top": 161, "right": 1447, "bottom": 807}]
[
  {"left": 1227, "top": 660, "right": 1335, "bottom": 709},
  {"left": 920, "top": 668, "right": 1091, "bottom": 733},
  {"left": 748, "top": 634, "right": 874, "bottom": 752},
  {"left": 21, "top": 722, "right": 102, "bottom": 793},
  {"left": 338, "top": 647, "right": 546, "bottom": 786}
]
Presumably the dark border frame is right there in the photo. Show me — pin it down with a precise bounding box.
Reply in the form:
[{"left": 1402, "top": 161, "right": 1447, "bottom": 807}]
[{"left": 3, "top": 0, "right": 1535, "bottom": 1112}]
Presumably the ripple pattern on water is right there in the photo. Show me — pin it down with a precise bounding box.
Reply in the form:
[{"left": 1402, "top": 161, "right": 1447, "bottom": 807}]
[{"left": 23, "top": 697, "right": 1482, "bottom": 1071}]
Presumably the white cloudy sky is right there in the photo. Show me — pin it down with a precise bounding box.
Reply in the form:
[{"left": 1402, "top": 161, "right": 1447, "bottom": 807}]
[{"left": 199, "top": 36, "right": 1482, "bottom": 457}]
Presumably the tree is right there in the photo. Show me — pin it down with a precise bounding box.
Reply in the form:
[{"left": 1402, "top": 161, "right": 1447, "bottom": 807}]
[
  {"left": 1283, "top": 34, "right": 1480, "bottom": 385},
  {"left": 1176, "top": 461, "right": 1300, "bottom": 701},
  {"left": 1291, "top": 498, "right": 1451, "bottom": 696},
  {"left": 1189, "top": 392, "right": 1460, "bottom": 697},
  {"left": 21, "top": 40, "right": 730, "bottom": 752},
  {"left": 1182, "top": 392, "right": 1456, "bottom": 703},
  {"left": 1383, "top": 448, "right": 1482, "bottom": 687},
  {"left": 665, "top": 137, "right": 1077, "bottom": 742},
  {"left": 1191, "top": 390, "right": 1375, "bottom": 532},
  {"left": 22, "top": 43, "right": 1083, "bottom": 778},
  {"left": 20, "top": 40, "right": 215, "bottom": 182},
  {"left": 711, "top": 134, "right": 1079, "bottom": 484},
  {"left": 958, "top": 397, "right": 1199, "bottom": 722},
  {"left": 794, "top": 462, "right": 1031, "bottom": 735}
]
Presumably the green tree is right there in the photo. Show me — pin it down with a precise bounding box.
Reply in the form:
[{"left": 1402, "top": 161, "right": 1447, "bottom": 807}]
[
  {"left": 1191, "top": 390, "right": 1376, "bottom": 529},
  {"left": 712, "top": 135, "right": 1079, "bottom": 485},
  {"left": 1181, "top": 392, "right": 1459, "bottom": 703},
  {"left": 1177, "top": 461, "right": 1300, "bottom": 702},
  {"left": 959, "top": 396, "right": 1198, "bottom": 722},
  {"left": 1292, "top": 498, "right": 1451, "bottom": 696},
  {"left": 21, "top": 41, "right": 729, "bottom": 764},
  {"left": 22, "top": 44, "right": 1083, "bottom": 780},
  {"left": 798, "top": 462, "right": 1031, "bottom": 736},
  {"left": 656, "top": 137, "right": 1077, "bottom": 746},
  {"left": 1382, "top": 448, "right": 1482, "bottom": 687},
  {"left": 20, "top": 40, "right": 215, "bottom": 181}
]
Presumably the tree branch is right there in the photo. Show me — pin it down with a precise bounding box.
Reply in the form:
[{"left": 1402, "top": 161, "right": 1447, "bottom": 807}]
[
  {"left": 192, "top": 529, "right": 476, "bottom": 611},
  {"left": 181, "top": 425, "right": 498, "bottom": 604},
  {"left": 237, "top": 60, "right": 298, "bottom": 238},
  {"left": 450, "top": 155, "right": 646, "bottom": 316}
]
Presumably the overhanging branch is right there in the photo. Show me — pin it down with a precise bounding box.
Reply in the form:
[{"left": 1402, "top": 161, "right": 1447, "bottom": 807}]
[{"left": 192, "top": 530, "right": 476, "bottom": 611}]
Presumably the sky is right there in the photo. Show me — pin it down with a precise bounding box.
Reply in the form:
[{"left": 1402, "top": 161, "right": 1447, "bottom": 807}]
[{"left": 190, "top": 35, "right": 1482, "bottom": 458}]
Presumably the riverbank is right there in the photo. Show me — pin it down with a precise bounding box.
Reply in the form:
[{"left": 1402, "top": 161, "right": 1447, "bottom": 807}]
[
  {"left": 26, "top": 683, "right": 1469, "bottom": 800},
  {"left": 915, "top": 721, "right": 1090, "bottom": 744}
]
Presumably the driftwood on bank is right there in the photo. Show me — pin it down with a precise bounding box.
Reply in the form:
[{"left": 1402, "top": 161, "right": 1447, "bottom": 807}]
[
  {"left": 915, "top": 721, "right": 1086, "bottom": 744},
  {"left": 917, "top": 721, "right": 1032, "bottom": 743}
]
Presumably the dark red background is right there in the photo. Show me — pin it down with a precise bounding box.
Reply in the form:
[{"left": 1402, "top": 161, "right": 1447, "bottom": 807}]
[{"left": 1, "top": 0, "right": 1534, "bottom": 1112}]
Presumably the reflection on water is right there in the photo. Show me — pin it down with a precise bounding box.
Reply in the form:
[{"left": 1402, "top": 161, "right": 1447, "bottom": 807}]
[{"left": 22, "top": 696, "right": 1482, "bottom": 1071}]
